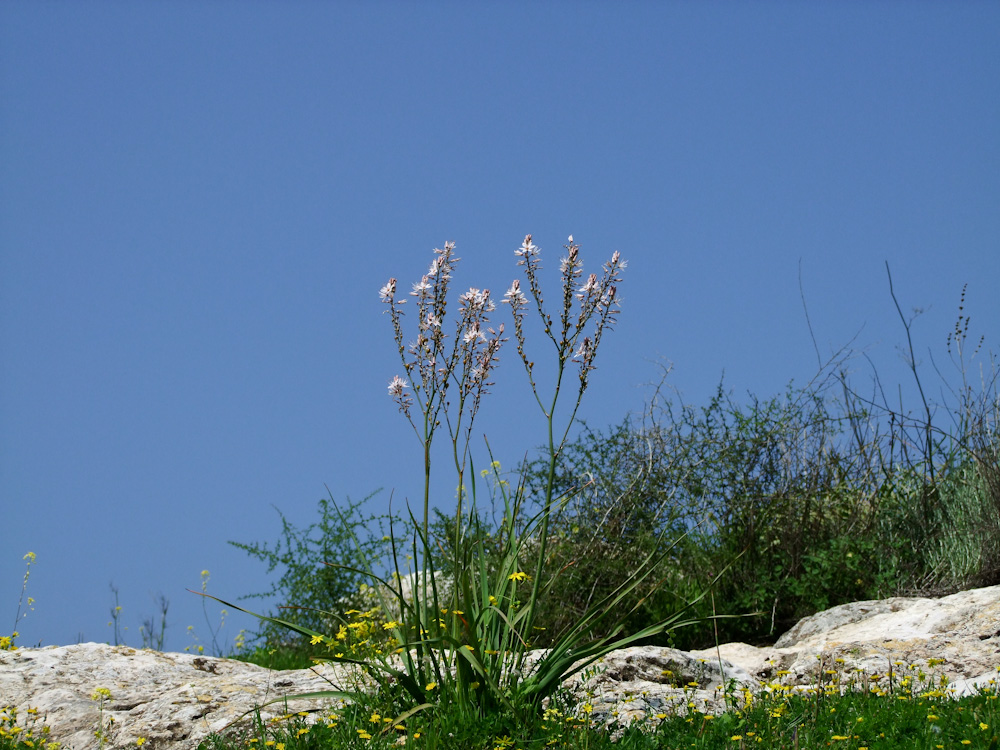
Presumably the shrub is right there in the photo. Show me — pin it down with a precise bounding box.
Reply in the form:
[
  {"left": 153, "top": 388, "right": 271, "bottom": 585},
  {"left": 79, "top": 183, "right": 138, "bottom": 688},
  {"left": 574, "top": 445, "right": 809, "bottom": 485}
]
[
  {"left": 516, "top": 283, "right": 998, "bottom": 648},
  {"left": 229, "top": 491, "right": 400, "bottom": 659}
]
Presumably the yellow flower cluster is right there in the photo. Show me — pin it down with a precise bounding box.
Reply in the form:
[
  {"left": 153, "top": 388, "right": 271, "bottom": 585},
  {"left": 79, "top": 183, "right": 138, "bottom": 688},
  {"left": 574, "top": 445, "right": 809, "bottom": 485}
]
[
  {"left": 306, "top": 607, "right": 398, "bottom": 661},
  {"left": 0, "top": 705, "right": 61, "bottom": 749}
]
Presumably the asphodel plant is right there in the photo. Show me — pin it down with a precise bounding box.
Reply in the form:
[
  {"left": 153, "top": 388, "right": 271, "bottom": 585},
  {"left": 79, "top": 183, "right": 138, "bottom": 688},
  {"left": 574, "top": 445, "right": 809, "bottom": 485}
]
[{"left": 200, "top": 235, "right": 715, "bottom": 730}]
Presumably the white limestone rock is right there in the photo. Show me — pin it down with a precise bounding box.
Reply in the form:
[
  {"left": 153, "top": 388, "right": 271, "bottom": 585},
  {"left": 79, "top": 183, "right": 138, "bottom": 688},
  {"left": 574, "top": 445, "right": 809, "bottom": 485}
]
[
  {"left": 689, "top": 584, "right": 1000, "bottom": 691},
  {"left": 563, "top": 645, "right": 759, "bottom": 726},
  {"left": 775, "top": 585, "right": 1000, "bottom": 649},
  {"left": 0, "top": 644, "right": 362, "bottom": 750}
]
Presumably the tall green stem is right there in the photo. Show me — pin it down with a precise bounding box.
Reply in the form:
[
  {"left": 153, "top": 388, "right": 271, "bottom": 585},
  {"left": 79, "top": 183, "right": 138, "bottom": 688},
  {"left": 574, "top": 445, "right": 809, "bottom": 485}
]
[
  {"left": 423, "top": 409, "right": 433, "bottom": 542},
  {"left": 526, "top": 357, "right": 566, "bottom": 636}
]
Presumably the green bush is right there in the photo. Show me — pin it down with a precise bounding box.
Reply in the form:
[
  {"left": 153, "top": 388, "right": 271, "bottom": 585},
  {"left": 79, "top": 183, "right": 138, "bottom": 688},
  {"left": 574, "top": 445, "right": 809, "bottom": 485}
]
[
  {"left": 228, "top": 491, "right": 400, "bottom": 662},
  {"left": 517, "top": 338, "right": 998, "bottom": 649},
  {"left": 518, "top": 378, "right": 884, "bottom": 648}
]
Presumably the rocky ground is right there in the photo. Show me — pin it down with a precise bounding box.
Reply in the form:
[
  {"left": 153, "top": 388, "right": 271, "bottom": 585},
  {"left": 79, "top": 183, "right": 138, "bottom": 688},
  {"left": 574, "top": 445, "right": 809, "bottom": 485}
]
[{"left": 2, "top": 585, "right": 998, "bottom": 749}]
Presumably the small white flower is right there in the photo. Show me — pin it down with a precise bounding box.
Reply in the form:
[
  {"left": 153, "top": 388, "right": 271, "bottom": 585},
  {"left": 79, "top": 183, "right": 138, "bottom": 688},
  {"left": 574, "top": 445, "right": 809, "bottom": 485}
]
[
  {"left": 463, "top": 323, "right": 486, "bottom": 344},
  {"left": 411, "top": 277, "right": 432, "bottom": 298},
  {"left": 459, "top": 287, "right": 494, "bottom": 312},
  {"left": 408, "top": 334, "right": 428, "bottom": 355},
  {"left": 577, "top": 273, "right": 600, "bottom": 297},
  {"left": 515, "top": 235, "right": 539, "bottom": 258},
  {"left": 428, "top": 245, "right": 455, "bottom": 279},
  {"left": 424, "top": 313, "right": 442, "bottom": 329},
  {"left": 379, "top": 278, "right": 396, "bottom": 302},
  {"left": 503, "top": 279, "right": 527, "bottom": 305},
  {"left": 387, "top": 375, "right": 408, "bottom": 396}
]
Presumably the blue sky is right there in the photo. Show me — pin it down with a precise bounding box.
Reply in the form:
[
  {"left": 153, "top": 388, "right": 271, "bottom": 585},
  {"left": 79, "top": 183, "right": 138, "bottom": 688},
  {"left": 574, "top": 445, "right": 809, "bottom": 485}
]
[{"left": 2, "top": 2, "right": 998, "bottom": 653}]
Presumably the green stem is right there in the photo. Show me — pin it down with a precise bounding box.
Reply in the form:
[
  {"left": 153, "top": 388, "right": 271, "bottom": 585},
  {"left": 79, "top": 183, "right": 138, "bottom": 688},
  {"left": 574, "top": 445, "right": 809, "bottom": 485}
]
[
  {"left": 424, "top": 439, "right": 431, "bottom": 542},
  {"left": 424, "top": 411, "right": 432, "bottom": 543},
  {"left": 526, "top": 356, "right": 566, "bottom": 637}
]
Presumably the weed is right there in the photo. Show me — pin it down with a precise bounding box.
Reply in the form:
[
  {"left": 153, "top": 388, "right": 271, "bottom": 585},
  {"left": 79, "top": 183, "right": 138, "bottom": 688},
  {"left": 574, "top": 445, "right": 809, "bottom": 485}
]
[{"left": 3, "top": 552, "right": 36, "bottom": 651}]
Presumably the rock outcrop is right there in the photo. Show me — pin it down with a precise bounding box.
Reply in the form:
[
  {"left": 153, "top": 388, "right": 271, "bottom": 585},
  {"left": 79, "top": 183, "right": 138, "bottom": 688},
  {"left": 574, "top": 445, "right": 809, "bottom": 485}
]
[
  {"left": 693, "top": 583, "right": 1000, "bottom": 698},
  {"left": 0, "top": 645, "right": 362, "bottom": 750},
  {"left": 2, "top": 585, "right": 998, "bottom": 749}
]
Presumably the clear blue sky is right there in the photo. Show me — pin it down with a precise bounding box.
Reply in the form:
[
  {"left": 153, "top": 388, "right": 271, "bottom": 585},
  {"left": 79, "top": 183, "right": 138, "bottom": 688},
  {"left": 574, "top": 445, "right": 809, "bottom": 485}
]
[{"left": 2, "top": 2, "right": 998, "bottom": 653}]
